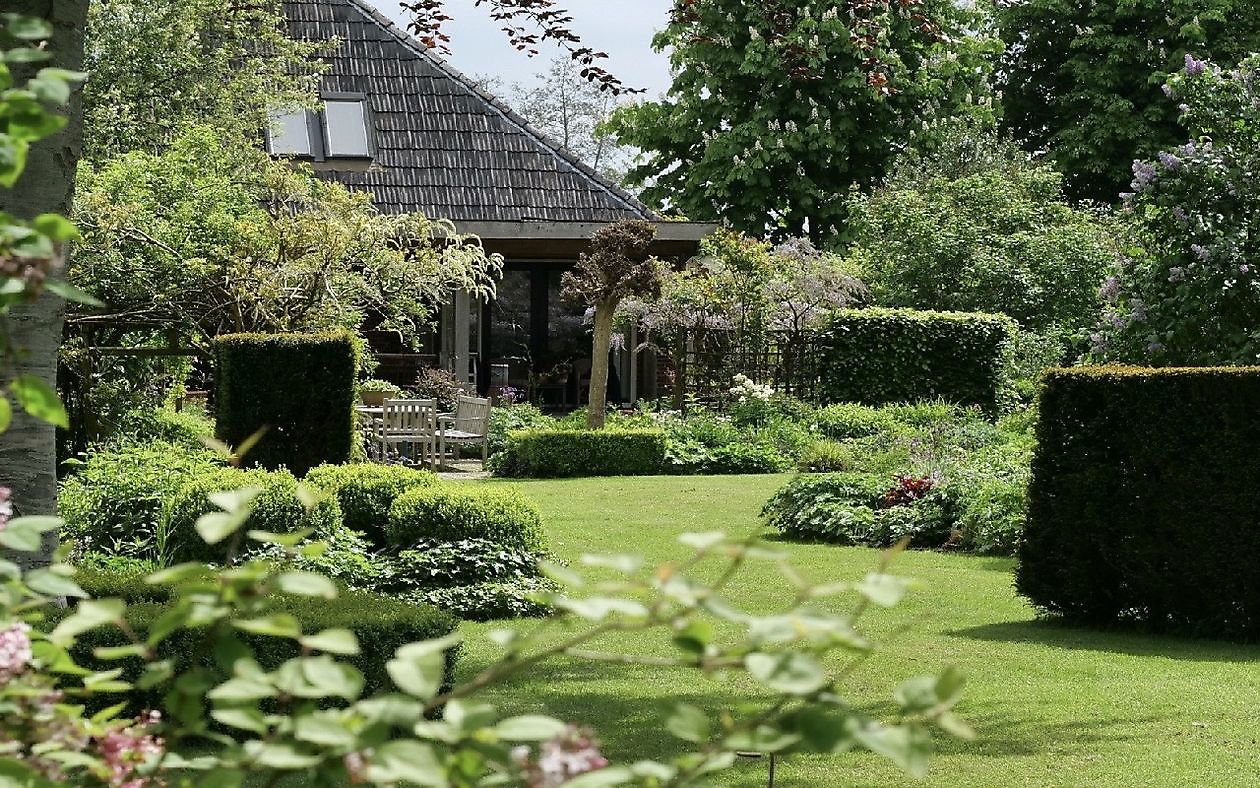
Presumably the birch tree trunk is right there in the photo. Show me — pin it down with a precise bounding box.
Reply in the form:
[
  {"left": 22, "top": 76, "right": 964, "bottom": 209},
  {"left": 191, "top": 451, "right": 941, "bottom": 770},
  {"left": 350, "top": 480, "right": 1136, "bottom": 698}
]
[
  {"left": 586, "top": 303, "right": 615, "bottom": 430},
  {"left": 0, "top": 0, "right": 90, "bottom": 567}
]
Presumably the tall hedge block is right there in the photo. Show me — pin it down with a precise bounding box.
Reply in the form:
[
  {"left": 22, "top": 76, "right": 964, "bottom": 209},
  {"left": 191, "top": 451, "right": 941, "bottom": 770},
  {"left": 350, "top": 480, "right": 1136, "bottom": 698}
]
[
  {"left": 814, "top": 308, "right": 1015, "bottom": 410},
  {"left": 214, "top": 332, "right": 356, "bottom": 475},
  {"left": 1019, "top": 366, "right": 1260, "bottom": 639}
]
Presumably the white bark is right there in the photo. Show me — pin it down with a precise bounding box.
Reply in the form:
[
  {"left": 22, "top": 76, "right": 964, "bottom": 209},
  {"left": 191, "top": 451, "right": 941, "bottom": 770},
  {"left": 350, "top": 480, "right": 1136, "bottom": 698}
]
[{"left": 0, "top": 0, "right": 89, "bottom": 567}]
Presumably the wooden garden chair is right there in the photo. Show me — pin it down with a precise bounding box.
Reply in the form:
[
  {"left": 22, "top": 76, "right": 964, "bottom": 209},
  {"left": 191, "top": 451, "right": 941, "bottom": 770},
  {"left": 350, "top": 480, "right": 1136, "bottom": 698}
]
[
  {"left": 378, "top": 398, "right": 439, "bottom": 469},
  {"left": 436, "top": 395, "right": 492, "bottom": 465}
]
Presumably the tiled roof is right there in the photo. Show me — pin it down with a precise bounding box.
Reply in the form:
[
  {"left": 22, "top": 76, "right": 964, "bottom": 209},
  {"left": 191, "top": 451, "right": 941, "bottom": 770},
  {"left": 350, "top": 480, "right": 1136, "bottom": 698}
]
[{"left": 282, "top": 0, "right": 659, "bottom": 223}]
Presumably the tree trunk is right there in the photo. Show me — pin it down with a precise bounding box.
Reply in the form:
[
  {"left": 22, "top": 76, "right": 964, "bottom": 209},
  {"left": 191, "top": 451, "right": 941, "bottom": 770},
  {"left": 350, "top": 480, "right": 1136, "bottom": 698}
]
[
  {"left": 0, "top": 0, "right": 90, "bottom": 568},
  {"left": 671, "top": 332, "right": 687, "bottom": 412},
  {"left": 586, "top": 303, "right": 615, "bottom": 430}
]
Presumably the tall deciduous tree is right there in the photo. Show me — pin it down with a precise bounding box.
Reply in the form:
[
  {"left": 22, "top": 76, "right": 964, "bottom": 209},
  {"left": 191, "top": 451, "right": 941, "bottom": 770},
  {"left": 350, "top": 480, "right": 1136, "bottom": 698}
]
[
  {"left": 82, "top": 0, "right": 326, "bottom": 161},
  {"left": 508, "top": 55, "right": 632, "bottom": 183},
  {"left": 562, "top": 220, "right": 660, "bottom": 429},
  {"left": 0, "top": 0, "right": 89, "bottom": 561},
  {"left": 606, "top": 0, "right": 998, "bottom": 242},
  {"left": 998, "top": 0, "right": 1260, "bottom": 205}
]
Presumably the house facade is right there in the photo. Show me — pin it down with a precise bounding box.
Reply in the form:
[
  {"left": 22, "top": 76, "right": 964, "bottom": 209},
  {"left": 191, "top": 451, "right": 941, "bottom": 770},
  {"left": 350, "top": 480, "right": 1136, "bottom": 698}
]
[{"left": 276, "top": 0, "right": 714, "bottom": 405}]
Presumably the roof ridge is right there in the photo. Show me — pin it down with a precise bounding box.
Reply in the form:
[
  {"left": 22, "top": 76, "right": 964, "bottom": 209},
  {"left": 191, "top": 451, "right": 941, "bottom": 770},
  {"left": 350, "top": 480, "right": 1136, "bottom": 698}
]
[{"left": 339, "top": 0, "right": 660, "bottom": 222}]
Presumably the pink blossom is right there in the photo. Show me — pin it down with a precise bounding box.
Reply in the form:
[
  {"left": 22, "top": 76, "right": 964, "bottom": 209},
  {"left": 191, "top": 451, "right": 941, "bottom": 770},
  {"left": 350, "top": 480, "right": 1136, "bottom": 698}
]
[
  {"left": 96, "top": 711, "right": 164, "bottom": 787},
  {"left": 514, "top": 726, "right": 609, "bottom": 788},
  {"left": 0, "top": 621, "right": 32, "bottom": 680}
]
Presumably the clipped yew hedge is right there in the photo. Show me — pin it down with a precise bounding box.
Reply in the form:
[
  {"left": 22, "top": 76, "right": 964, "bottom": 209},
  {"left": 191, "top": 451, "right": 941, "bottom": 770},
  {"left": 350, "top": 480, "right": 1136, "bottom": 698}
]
[
  {"left": 1018, "top": 366, "right": 1260, "bottom": 639},
  {"left": 214, "top": 332, "right": 356, "bottom": 476},
  {"left": 814, "top": 308, "right": 1015, "bottom": 411},
  {"left": 493, "top": 428, "right": 667, "bottom": 478}
]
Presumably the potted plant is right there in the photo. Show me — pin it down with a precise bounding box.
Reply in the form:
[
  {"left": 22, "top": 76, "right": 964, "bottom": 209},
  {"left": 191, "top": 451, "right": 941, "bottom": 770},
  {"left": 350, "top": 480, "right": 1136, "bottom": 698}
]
[{"left": 358, "top": 378, "right": 401, "bottom": 407}]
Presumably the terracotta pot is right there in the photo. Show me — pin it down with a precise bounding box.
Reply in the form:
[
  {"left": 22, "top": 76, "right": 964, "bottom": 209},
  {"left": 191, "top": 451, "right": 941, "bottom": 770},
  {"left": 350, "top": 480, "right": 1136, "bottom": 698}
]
[{"left": 360, "top": 388, "right": 394, "bottom": 407}]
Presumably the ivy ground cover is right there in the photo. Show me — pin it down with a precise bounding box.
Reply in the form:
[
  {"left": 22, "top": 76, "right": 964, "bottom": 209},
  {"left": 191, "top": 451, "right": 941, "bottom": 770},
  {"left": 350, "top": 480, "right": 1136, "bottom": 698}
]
[{"left": 459, "top": 475, "right": 1260, "bottom": 787}]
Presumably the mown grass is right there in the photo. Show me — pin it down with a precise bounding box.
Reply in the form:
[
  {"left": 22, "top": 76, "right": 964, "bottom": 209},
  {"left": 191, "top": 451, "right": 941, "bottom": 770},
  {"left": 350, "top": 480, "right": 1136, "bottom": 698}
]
[{"left": 459, "top": 474, "right": 1260, "bottom": 787}]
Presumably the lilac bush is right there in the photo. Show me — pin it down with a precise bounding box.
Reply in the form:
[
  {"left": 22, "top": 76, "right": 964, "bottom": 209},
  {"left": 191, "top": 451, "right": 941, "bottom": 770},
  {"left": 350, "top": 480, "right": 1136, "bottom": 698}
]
[{"left": 1093, "top": 54, "right": 1260, "bottom": 364}]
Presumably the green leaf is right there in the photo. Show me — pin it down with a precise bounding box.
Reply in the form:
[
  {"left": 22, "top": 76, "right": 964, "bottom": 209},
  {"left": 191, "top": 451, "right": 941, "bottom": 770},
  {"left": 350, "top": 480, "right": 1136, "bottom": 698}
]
[
  {"left": 144, "top": 563, "right": 208, "bottom": 586},
  {"left": 856, "top": 572, "right": 910, "bottom": 608},
  {"left": 9, "top": 375, "right": 67, "bottom": 428},
  {"left": 210, "top": 708, "right": 269, "bottom": 735},
  {"left": 387, "top": 649, "right": 445, "bottom": 700},
  {"left": 678, "top": 531, "right": 727, "bottom": 550},
  {"left": 553, "top": 595, "right": 648, "bottom": 620},
  {"left": 0, "top": 396, "right": 11, "bottom": 433},
  {"left": 233, "top": 614, "right": 302, "bottom": 639},
  {"left": 41, "top": 278, "right": 101, "bottom": 307},
  {"left": 848, "top": 720, "right": 933, "bottom": 778},
  {"left": 50, "top": 599, "right": 124, "bottom": 646},
  {"left": 24, "top": 568, "right": 87, "bottom": 598},
  {"left": 207, "top": 675, "right": 276, "bottom": 702},
  {"left": 294, "top": 712, "right": 356, "bottom": 747},
  {"left": 92, "top": 643, "right": 148, "bottom": 661},
  {"left": 299, "top": 628, "right": 359, "bottom": 655},
  {"left": 243, "top": 742, "right": 322, "bottom": 770},
  {"left": 364, "top": 740, "right": 444, "bottom": 786},
  {"left": 495, "top": 715, "right": 568, "bottom": 741},
  {"left": 745, "top": 652, "right": 827, "bottom": 696},
  {"left": 195, "top": 768, "right": 245, "bottom": 788},
  {"left": 563, "top": 767, "right": 635, "bottom": 787},
  {"left": 247, "top": 528, "right": 313, "bottom": 548},
  {"left": 4, "top": 15, "right": 53, "bottom": 40},
  {"left": 672, "top": 619, "right": 715, "bottom": 655},
  {"left": 276, "top": 571, "right": 337, "bottom": 599},
  {"left": 665, "top": 703, "right": 710, "bottom": 743}
]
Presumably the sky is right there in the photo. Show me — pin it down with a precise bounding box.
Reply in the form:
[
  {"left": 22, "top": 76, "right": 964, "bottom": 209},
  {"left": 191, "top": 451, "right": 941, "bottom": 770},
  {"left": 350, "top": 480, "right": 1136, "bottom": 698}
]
[{"left": 369, "top": 0, "right": 675, "bottom": 98}]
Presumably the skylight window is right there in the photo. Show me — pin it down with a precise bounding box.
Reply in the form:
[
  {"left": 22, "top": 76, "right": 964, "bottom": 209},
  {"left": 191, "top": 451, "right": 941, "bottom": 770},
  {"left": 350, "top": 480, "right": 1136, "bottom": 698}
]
[
  {"left": 267, "top": 110, "right": 313, "bottom": 157},
  {"left": 322, "top": 99, "right": 371, "bottom": 158},
  {"left": 265, "top": 95, "right": 373, "bottom": 161}
]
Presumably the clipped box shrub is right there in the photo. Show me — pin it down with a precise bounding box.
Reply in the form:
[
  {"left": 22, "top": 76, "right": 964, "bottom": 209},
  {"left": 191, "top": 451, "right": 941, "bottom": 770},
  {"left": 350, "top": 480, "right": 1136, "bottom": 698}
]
[
  {"left": 214, "top": 332, "right": 356, "bottom": 476},
  {"left": 162, "top": 467, "right": 343, "bottom": 564},
  {"left": 810, "top": 403, "right": 900, "bottom": 440},
  {"left": 814, "top": 308, "right": 1016, "bottom": 411},
  {"left": 59, "top": 585, "right": 460, "bottom": 711},
  {"left": 493, "top": 428, "right": 666, "bottom": 478},
  {"left": 59, "top": 442, "right": 225, "bottom": 561},
  {"left": 1018, "top": 366, "right": 1260, "bottom": 638},
  {"left": 388, "top": 485, "right": 546, "bottom": 553},
  {"left": 305, "top": 463, "right": 437, "bottom": 548}
]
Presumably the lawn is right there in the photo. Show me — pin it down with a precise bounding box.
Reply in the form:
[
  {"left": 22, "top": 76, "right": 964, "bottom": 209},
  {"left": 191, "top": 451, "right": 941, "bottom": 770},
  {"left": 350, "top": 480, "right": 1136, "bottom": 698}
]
[{"left": 457, "top": 475, "right": 1260, "bottom": 787}]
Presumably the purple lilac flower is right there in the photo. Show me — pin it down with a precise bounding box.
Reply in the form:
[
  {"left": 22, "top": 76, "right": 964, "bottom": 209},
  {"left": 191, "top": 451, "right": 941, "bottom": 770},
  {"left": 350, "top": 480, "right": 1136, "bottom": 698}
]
[
  {"left": 1168, "top": 266, "right": 1185, "bottom": 283},
  {"left": 1157, "top": 151, "right": 1182, "bottom": 170},
  {"left": 1190, "top": 244, "right": 1211, "bottom": 262},
  {"left": 1162, "top": 83, "right": 1175, "bottom": 98},
  {"left": 1129, "top": 298, "right": 1147, "bottom": 323},
  {"left": 0, "top": 621, "right": 33, "bottom": 680},
  {"left": 1184, "top": 53, "right": 1207, "bottom": 76},
  {"left": 1131, "top": 160, "right": 1158, "bottom": 191},
  {"left": 1146, "top": 340, "right": 1165, "bottom": 354},
  {"left": 1171, "top": 206, "right": 1189, "bottom": 224},
  {"left": 1099, "top": 276, "right": 1122, "bottom": 301},
  {"left": 1241, "top": 265, "right": 1252, "bottom": 275}
]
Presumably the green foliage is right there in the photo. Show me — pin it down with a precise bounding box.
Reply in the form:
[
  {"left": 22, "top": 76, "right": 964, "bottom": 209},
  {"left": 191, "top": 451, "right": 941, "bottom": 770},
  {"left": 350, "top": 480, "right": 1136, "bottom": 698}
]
[
  {"left": 304, "top": 463, "right": 437, "bottom": 548},
  {"left": 1092, "top": 55, "right": 1260, "bottom": 366},
  {"left": 815, "top": 309, "right": 1016, "bottom": 411},
  {"left": 387, "top": 485, "right": 546, "bottom": 553},
  {"left": 81, "top": 0, "right": 325, "bottom": 160},
  {"left": 849, "top": 122, "right": 1117, "bottom": 336},
  {"left": 62, "top": 588, "right": 461, "bottom": 709},
  {"left": 72, "top": 127, "right": 502, "bottom": 350},
  {"left": 998, "top": 0, "right": 1260, "bottom": 203},
  {"left": 606, "top": 0, "right": 998, "bottom": 241},
  {"left": 59, "top": 442, "right": 225, "bottom": 562},
  {"left": 113, "top": 404, "right": 215, "bottom": 449},
  {"left": 377, "top": 539, "right": 542, "bottom": 590},
  {"left": 487, "top": 402, "right": 554, "bottom": 455},
  {"left": 811, "top": 403, "right": 899, "bottom": 440},
  {"left": 1020, "top": 366, "right": 1260, "bottom": 638},
  {"left": 761, "top": 472, "right": 888, "bottom": 542},
  {"left": 215, "top": 332, "right": 356, "bottom": 475},
  {"left": 161, "top": 466, "right": 343, "bottom": 564},
  {"left": 406, "top": 577, "right": 558, "bottom": 621},
  {"left": 797, "top": 441, "right": 856, "bottom": 473},
  {"left": 493, "top": 428, "right": 668, "bottom": 478}
]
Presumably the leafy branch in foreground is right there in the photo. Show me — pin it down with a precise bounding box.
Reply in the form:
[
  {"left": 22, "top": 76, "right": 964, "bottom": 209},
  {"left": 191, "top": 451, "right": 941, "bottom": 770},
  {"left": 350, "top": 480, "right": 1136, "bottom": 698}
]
[{"left": 0, "top": 480, "right": 970, "bottom": 785}]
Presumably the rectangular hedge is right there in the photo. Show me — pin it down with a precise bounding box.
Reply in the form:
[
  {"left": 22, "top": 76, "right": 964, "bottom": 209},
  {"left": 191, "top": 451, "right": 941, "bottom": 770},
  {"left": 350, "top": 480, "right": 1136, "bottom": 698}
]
[
  {"left": 1018, "top": 366, "right": 1260, "bottom": 639},
  {"left": 214, "top": 332, "right": 356, "bottom": 476},
  {"left": 813, "top": 308, "right": 1015, "bottom": 411},
  {"left": 496, "top": 428, "right": 667, "bottom": 478}
]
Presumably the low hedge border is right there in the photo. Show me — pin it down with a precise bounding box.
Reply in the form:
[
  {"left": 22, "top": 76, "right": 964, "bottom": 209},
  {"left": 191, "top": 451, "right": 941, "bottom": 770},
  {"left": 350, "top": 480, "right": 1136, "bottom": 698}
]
[
  {"left": 304, "top": 463, "right": 437, "bottom": 548},
  {"left": 492, "top": 428, "right": 667, "bottom": 478}
]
